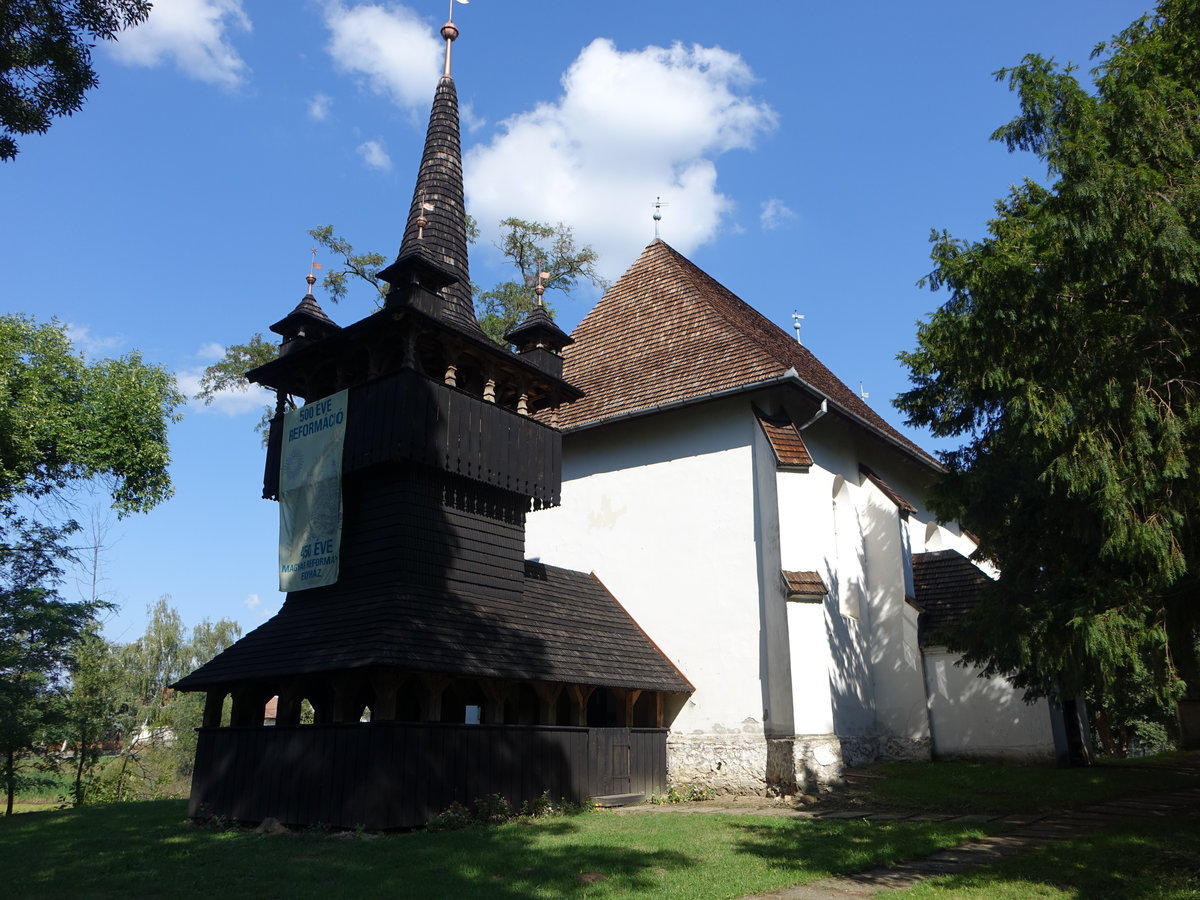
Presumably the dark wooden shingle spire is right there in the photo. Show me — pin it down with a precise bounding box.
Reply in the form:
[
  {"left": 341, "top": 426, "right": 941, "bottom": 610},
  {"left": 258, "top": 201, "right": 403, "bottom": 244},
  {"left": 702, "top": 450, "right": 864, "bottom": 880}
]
[{"left": 379, "top": 74, "right": 483, "bottom": 339}]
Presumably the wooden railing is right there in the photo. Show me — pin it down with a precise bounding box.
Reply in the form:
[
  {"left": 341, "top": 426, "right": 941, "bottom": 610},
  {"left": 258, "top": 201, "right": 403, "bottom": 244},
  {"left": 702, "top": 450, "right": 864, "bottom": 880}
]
[{"left": 263, "top": 370, "right": 561, "bottom": 506}]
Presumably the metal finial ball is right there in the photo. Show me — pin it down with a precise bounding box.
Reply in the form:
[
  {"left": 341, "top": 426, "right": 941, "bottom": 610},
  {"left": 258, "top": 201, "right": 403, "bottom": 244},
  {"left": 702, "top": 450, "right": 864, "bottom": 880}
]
[
  {"left": 441, "top": 21, "right": 459, "bottom": 41},
  {"left": 306, "top": 273, "right": 316, "bottom": 286}
]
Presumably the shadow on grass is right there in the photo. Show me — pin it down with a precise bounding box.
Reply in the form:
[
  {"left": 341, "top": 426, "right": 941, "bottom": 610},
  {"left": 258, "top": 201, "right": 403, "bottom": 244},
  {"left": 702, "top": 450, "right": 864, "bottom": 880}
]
[
  {"left": 894, "top": 815, "right": 1200, "bottom": 900},
  {"left": 2, "top": 801, "right": 697, "bottom": 899},
  {"left": 730, "top": 818, "right": 998, "bottom": 877},
  {"left": 859, "top": 758, "right": 1200, "bottom": 815}
]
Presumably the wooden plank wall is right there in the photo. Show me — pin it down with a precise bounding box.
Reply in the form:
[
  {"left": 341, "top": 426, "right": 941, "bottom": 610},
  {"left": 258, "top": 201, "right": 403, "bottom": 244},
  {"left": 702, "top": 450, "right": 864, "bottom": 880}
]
[
  {"left": 189, "top": 724, "right": 666, "bottom": 829},
  {"left": 336, "top": 468, "right": 528, "bottom": 600}
]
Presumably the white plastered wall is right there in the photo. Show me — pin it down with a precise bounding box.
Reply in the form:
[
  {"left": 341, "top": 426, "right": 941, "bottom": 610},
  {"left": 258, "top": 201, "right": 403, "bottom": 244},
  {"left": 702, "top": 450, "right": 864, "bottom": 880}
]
[
  {"left": 923, "top": 649, "right": 1056, "bottom": 759},
  {"left": 774, "top": 420, "right": 860, "bottom": 740},
  {"left": 861, "top": 487, "right": 930, "bottom": 746},
  {"left": 526, "top": 399, "right": 765, "bottom": 739}
]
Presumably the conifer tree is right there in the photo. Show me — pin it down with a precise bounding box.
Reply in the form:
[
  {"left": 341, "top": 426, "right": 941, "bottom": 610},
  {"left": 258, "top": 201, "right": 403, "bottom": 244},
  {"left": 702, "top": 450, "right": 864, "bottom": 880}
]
[{"left": 896, "top": 0, "right": 1200, "bottom": 739}]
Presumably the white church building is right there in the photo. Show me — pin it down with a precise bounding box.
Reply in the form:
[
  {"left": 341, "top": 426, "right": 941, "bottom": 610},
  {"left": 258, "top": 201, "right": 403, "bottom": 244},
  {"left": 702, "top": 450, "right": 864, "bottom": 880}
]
[{"left": 526, "top": 239, "right": 1061, "bottom": 793}]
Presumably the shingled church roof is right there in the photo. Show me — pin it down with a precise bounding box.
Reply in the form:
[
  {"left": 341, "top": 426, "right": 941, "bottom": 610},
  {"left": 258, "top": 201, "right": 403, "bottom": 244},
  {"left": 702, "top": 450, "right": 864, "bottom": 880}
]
[
  {"left": 174, "top": 563, "right": 692, "bottom": 694},
  {"left": 555, "top": 240, "right": 939, "bottom": 470},
  {"left": 912, "top": 549, "right": 989, "bottom": 648}
]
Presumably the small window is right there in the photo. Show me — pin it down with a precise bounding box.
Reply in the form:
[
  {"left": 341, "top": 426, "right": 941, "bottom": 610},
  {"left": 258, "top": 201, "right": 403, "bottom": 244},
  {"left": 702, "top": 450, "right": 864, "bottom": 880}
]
[{"left": 464, "top": 704, "right": 482, "bottom": 725}]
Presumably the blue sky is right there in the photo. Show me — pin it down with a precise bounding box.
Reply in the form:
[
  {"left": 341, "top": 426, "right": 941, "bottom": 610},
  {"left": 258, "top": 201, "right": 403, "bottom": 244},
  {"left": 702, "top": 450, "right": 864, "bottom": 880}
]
[{"left": 5, "top": 0, "right": 1152, "bottom": 640}]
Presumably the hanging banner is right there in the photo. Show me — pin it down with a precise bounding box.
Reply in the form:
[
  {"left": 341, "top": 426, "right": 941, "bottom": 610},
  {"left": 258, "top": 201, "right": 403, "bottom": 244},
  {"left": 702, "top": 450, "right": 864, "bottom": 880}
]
[{"left": 278, "top": 389, "right": 348, "bottom": 592}]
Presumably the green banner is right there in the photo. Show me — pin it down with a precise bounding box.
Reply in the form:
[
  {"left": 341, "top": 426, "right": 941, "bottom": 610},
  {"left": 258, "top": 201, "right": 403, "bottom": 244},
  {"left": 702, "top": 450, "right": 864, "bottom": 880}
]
[{"left": 278, "top": 389, "right": 348, "bottom": 592}]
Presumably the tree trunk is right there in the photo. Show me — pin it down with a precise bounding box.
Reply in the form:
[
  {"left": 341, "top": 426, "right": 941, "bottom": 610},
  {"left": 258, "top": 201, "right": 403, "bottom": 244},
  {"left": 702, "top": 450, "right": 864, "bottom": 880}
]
[
  {"left": 1166, "top": 588, "right": 1200, "bottom": 749},
  {"left": 4, "top": 748, "right": 14, "bottom": 817},
  {"left": 73, "top": 744, "right": 86, "bottom": 806},
  {"left": 1093, "top": 706, "right": 1119, "bottom": 757}
]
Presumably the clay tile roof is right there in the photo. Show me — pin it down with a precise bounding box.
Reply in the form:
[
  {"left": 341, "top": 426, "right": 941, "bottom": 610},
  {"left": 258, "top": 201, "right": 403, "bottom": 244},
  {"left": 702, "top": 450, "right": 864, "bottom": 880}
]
[
  {"left": 553, "top": 240, "right": 939, "bottom": 470},
  {"left": 859, "top": 464, "right": 918, "bottom": 515},
  {"left": 172, "top": 562, "right": 692, "bottom": 695},
  {"left": 912, "top": 550, "right": 989, "bottom": 648},
  {"left": 754, "top": 405, "right": 812, "bottom": 469},
  {"left": 781, "top": 570, "right": 828, "bottom": 600}
]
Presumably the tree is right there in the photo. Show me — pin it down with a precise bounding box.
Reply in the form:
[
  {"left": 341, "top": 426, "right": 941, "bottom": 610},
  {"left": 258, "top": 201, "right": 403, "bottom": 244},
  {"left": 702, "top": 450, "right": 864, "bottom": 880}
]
[
  {"left": 0, "top": 315, "right": 184, "bottom": 515},
  {"left": 475, "top": 218, "right": 605, "bottom": 343},
  {"left": 1, "top": 0, "right": 152, "bottom": 161},
  {"left": 196, "top": 219, "right": 604, "bottom": 422},
  {"left": 0, "top": 315, "right": 183, "bottom": 809},
  {"left": 99, "top": 597, "right": 240, "bottom": 801},
  {"left": 895, "top": 0, "right": 1200, "bottom": 739},
  {"left": 0, "top": 514, "right": 85, "bottom": 815},
  {"left": 60, "top": 624, "right": 119, "bottom": 806}
]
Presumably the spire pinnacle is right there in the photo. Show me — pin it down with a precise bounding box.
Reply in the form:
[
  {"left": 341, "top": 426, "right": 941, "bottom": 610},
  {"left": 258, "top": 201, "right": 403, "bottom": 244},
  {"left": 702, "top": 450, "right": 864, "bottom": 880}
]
[
  {"left": 442, "top": 0, "right": 467, "bottom": 77},
  {"left": 376, "top": 7, "right": 483, "bottom": 338},
  {"left": 653, "top": 196, "right": 667, "bottom": 239}
]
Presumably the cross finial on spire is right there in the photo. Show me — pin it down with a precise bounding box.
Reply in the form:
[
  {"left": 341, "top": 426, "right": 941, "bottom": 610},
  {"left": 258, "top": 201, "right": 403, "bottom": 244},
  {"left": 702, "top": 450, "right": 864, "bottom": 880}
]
[
  {"left": 653, "top": 196, "right": 666, "bottom": 239},
  {"left": 307, "top": 247, "right": 322, "bottom": 295},
  {"left": 792, "top": 312, "right": 805, "bottom": 344},
  {"left": 535, "top": 270, "right": 550, "bottom": 308}
]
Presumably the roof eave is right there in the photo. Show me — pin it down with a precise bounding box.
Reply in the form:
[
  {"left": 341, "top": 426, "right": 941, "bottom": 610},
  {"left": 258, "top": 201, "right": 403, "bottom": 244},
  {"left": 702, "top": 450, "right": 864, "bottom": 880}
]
[{"left": 563, "top": 369, "right": 944, "bottom": 474}]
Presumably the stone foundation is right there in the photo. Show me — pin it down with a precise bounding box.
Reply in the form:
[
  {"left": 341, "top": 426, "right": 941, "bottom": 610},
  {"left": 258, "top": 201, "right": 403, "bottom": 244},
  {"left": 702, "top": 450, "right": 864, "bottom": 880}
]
[
  {"left": 839, "top": 734, "right": 932, "bottom": 766},
  {"left": 668, "top": 732, "right": 845, "bottom": 795}
]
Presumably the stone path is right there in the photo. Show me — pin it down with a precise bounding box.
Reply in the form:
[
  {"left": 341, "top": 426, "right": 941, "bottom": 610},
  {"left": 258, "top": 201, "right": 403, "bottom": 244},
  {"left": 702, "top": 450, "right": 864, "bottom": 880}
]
[{"left": 736, "top": 784, "right": 1200, "bottom": 899}]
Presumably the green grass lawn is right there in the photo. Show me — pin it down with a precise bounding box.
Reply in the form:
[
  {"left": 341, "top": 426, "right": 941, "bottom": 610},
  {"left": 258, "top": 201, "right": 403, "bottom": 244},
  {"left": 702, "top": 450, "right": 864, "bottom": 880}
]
[
  {"left": 888, "top": 815, "right": 1200, "bottom": 899},
  {"left": 849, "top": 758, "right": 1200, "bottom": 814},
  {"left": 5, "top": 755, "right": 1197, "bottom": 898},
  {"left": 1, "top": 800, "right": 998, "bottom": 900}
]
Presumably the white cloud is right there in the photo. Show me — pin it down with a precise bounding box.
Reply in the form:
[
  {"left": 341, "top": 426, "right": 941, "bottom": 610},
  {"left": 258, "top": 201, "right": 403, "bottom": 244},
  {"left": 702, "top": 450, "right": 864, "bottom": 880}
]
[
  {"left": 309, "top": 93, "right": 333, "bottom": 121},
  {"left": 176, "top": 343, "right": 272, "bottom": 417},
  {"left": 465, "top": 39, "right": 777, "bottom": 279},
  {"left": 65, "top": 323, "right": 124, "bottom": 358},
  {"left": 324, "top": 2, "right": 441, "bottom": 110},
  {"left": 242, "top": 592, "right": 277, "bottom": 621},
  {"left": 460, "top": 101, "right": 486, "bottom": 133},
  {"left": 357, "top": 139, "right": 392, "bottom": 171},
  {"left": 109, "top": 0, "right": 251, "bottom": 88},
  {"left": 760, "top": 198, "right": 796, "bottom": 231},
  {"left": 195, "top": 341, "right": 227, "bottom": 361}
]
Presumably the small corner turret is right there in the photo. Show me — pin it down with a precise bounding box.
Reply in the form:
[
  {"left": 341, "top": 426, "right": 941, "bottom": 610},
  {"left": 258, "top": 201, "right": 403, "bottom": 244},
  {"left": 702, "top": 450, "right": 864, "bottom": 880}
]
[
  {"left": 269, "top": 272, "right": 341, "bottom": 357},
  {"left": 504, "top": 305, "right": 573, "bottom": 378}
]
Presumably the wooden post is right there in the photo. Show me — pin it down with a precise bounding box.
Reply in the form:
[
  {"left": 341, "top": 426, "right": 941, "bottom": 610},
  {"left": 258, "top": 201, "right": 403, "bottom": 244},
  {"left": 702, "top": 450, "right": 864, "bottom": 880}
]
[
  {"left": 371, "top": 672, "right": 402, "bottom": 722},
  {"left": 610, "top": 689, "right": 640, "bottom": 727},
  {"left": 567, "top": 685, "right": 595, "bottom": 727},
  {"left": 202, "top": 690, "right": 226, "bottom": 728},
  {"left": 480, "top": 680, "right": 512, "bottom": 725},
  {"left": 330, "top": 676, "right": 358, "bottom": 723},
  {"left": 532, "top": 683, "right": 563, "bottom": 725},
  {"left": 419, "top": 674, "right": 450, "bottom": 722},
  {"left": 230, "top": 687, "right": 266, "bottom": 727},
  {"left": 276, "top": 684, "right": 303, "bottom": 726},
  {"left": 653, "top": 692, "right": 665, "bottom": 728}
]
